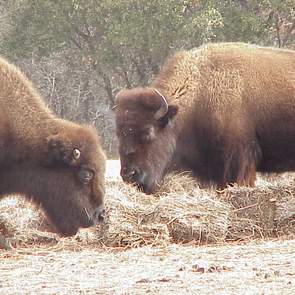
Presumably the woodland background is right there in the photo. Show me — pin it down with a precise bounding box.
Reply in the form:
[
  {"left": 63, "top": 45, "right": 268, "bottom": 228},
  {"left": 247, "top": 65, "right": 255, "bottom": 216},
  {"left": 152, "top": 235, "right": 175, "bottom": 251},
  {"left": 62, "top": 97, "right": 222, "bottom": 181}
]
[{"left": 0, "top": 0, "right": 294, "bottom": 156}]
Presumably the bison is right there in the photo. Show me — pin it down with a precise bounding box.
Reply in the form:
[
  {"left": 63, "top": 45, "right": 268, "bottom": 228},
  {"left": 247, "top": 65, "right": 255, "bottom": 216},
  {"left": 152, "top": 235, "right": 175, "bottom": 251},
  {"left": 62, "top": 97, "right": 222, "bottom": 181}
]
[
  {"left": 114, "top": 42, "right": 295, "bottom": 194},
  {"left": 0, "top": 56, "right": 106, "bottom": 237}
]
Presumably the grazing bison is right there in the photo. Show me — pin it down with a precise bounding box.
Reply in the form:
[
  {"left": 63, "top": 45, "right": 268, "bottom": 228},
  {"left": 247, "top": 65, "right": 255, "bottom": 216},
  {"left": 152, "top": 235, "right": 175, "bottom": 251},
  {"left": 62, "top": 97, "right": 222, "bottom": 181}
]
[
  {"left": 0, "top": 56, "right": 106, "bottom": 236},
  {"left": 114, "top": 42, "right": 295, "bottom": 194}
]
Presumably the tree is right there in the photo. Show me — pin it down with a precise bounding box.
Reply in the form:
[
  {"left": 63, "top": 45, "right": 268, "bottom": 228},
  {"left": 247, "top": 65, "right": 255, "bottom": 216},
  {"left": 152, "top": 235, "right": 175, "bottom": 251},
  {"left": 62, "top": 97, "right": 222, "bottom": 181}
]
[
  {"left": 1, "top": 0, "right": 232, "bottom": 105},
  {"left": 1, "top": 0, "right": 294, "bottom": 155}
]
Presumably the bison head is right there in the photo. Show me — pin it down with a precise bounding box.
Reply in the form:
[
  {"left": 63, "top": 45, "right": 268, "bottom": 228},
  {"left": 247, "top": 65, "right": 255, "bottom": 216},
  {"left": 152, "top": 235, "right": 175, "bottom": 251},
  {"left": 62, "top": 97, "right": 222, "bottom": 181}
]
[
  {"left": 114, "top": 87, "right": 178, "bottom": 194},
  {"left": 1, "top": 161, "right": 106, "bottom": 236},
  {"left": 10, "top": 124, "right": 107, "bottom": 236}
]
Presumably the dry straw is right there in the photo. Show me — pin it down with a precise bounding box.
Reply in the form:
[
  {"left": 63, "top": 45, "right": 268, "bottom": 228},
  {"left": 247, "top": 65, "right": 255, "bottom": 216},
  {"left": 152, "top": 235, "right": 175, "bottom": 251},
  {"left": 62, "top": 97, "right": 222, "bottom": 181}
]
[{"left": 1, "top": 172, "right": 295, "bottom": 250}]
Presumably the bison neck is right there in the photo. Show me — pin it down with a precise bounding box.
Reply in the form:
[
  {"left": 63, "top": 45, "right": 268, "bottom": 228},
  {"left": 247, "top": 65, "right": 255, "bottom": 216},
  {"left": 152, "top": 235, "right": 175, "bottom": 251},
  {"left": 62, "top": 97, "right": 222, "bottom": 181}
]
[
  {"left": 167, "top": 108, "right": 230, "bottom": 185},
  {"left": 0, "top": 163, "right": 73, "bottom": 211},
  {"left": 3, "top": 118, "right": 79, "bottom": 166},
  {"left": 0, "top": 69, "right": 82, "bottom": 165},
  {"left": 166, "top": 112, "right": 200, "bottom": 175},
  {"left": 0, "top": 163, "right": 48, "bottom": 204}
]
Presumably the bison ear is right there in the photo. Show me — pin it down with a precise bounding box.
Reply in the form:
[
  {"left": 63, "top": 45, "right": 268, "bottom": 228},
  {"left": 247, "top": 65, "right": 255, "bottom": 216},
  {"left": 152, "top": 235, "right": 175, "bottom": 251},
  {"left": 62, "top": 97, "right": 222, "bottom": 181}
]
[
  {"left": 158, "top": 104, "right": 178, "bottom": 128},
  {"left": 47, "top": 134, "right": 81, "bottom": 166}
]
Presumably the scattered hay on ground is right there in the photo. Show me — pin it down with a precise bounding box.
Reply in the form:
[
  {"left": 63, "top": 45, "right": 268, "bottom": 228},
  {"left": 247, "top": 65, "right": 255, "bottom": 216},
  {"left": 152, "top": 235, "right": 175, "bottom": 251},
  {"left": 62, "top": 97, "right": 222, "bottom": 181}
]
[{"left": 1, "top": 172, "right": 295, "bottom": 250}]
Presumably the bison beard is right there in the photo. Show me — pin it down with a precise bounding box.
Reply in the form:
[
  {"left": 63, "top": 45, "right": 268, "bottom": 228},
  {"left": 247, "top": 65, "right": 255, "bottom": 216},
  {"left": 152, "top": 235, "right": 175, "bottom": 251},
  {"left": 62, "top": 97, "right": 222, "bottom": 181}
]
[
  {"left": 0, "top": 56, "right": 106, "bottom": 238},
  {"left": 114, "top": 42, "right": 295, "bottom": 193}
]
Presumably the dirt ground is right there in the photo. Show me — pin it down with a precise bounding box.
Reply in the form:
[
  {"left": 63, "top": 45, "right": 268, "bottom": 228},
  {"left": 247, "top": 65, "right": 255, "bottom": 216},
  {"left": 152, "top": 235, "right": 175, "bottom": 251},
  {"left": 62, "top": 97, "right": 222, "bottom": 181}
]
[
  {"left": 1, "top": 240, "right": 295, "bottom": 294},
  {"left": 1, "top": 161, "right": 295, "bottom": 294}
]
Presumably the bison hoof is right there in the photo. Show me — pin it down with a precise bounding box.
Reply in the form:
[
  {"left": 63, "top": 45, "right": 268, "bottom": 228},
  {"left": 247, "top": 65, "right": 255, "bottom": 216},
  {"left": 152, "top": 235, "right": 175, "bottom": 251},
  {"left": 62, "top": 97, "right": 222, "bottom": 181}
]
[{"left": 0, "top": 234, "right": 12, "bottom": 250}]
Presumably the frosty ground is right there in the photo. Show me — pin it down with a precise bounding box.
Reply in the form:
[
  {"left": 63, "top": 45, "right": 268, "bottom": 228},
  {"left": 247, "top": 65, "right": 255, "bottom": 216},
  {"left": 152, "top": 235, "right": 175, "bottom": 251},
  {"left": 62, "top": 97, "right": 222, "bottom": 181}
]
[{"left": 1, "top": 160, "right": 295, "bottom": 294}]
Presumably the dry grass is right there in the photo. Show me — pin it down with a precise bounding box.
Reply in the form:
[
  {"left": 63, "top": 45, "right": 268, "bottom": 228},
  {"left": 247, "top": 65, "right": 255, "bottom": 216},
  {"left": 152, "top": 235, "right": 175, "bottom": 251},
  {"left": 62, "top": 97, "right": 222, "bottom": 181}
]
[
  {"left": 1, "top": 164, "right": 295, "bottom": 294},
  {"left": 1, "top": 239, "right": 295, "bottom": 294},
  {"left": 1, "top": 170, "right": 295, "bottom": 250}
]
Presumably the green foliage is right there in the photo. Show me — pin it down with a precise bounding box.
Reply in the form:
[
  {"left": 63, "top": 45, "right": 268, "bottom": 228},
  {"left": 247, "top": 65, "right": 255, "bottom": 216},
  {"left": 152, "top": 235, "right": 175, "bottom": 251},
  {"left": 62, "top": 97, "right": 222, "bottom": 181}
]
[
  {"left": 0, "top": 0, "right": 293, "bottom": 153},
  {"left": 3, "top": 1, "right": 65, "bottom": 57},
  {"left": 1, "top": 0, "right": 294, "bottom": 96},
  {"left": 3, "top": 0, "right": 294, "bottom": 56},
  {"left": 212, "top": 1, "right": 268, "bottom": 43}
]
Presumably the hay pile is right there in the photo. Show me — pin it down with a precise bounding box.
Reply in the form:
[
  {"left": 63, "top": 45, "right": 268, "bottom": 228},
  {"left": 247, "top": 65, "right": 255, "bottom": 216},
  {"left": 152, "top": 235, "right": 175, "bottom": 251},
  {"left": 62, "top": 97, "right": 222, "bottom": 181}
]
[
  {"left": 96, "top": 174, "right": 231, "bottom": 247},
  {"left": 0, "top": 198, "right": 58, "bottom": 249},
  {"left": 1, "top": 172, "right": 295, "bottom": 249}
]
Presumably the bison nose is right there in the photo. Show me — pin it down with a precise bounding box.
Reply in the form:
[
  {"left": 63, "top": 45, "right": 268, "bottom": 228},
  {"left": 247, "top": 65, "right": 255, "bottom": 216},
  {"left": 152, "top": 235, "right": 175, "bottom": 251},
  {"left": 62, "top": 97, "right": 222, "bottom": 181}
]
[
  {"left": 92, "top": 205, "right": 106, "bottom": 223},
  {"left": 121, "top": 166, "right": 141, "bottom": 182}
]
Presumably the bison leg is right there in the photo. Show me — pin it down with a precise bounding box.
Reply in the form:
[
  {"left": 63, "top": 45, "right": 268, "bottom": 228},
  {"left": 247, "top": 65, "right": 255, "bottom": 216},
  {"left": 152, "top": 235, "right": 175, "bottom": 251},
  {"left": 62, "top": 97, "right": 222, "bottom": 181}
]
[
  {"left": 0, "top": 234, "right": 11, "bottom": 250},
  {"left": 221, "top": 139, "right": 261, "bottom": 188}
]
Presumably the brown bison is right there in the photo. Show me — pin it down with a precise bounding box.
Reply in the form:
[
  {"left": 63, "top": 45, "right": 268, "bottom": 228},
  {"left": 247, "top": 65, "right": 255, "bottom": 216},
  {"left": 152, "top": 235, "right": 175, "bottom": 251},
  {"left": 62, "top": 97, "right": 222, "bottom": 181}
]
[
  {"left": 0, "top": 56, "right": 106, "bottom": 236},
  {"left": 114, "top": 42, "right": 295, "bottom": 194}
]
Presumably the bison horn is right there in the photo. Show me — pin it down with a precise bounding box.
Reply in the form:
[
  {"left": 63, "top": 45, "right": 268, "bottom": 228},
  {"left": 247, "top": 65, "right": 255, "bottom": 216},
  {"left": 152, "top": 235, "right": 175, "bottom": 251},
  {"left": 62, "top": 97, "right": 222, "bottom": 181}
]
[
  {"left": 153, "top": 89, "right": 168, "bottom": 120},
  {"left": 73, "top": 148, "right": 81, "bottom": 160}
]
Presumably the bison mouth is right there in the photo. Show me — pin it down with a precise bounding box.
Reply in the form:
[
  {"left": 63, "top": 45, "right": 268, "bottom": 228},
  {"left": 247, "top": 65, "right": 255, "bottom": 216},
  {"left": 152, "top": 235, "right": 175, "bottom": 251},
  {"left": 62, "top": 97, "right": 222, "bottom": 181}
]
[
  {"left": 133, "top": 174, "right": 161, "bottom": 194},
  {"left": 135, "top": 182, "right": 156, "bottom": 194},
  {"left": 120, "top": 166, "right": 163, "bottom": 194},
  {"left": 84, "top": 205, "right": 106, "bottom": 225},
  {"left": 47, "top": 205, "right": 106, "bottom": 237}
]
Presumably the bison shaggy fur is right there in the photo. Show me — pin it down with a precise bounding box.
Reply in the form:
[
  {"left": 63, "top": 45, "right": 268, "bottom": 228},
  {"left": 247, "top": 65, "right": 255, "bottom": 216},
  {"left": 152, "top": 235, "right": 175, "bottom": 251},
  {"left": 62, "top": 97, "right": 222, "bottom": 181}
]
[
  {"left": 114, "top": 42, "right": 295, "bottom": 194},
  {"left": 0, "top": 56, "right": 106, "bottom": 236}
]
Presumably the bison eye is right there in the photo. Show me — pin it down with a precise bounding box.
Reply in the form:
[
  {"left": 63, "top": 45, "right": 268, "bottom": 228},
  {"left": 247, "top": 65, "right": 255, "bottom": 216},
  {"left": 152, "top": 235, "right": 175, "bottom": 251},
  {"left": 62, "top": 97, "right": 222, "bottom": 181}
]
[
  {"left": 78, "top": 168, "right": 94, "bottom": 184},
  {"left": 142, "top": 126, "right": 155, "bottom": 142}
]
